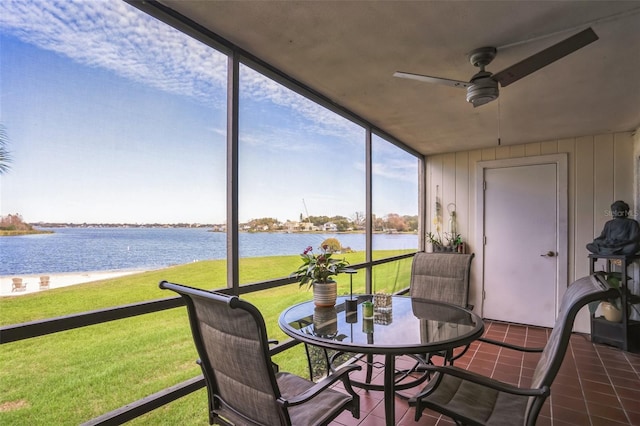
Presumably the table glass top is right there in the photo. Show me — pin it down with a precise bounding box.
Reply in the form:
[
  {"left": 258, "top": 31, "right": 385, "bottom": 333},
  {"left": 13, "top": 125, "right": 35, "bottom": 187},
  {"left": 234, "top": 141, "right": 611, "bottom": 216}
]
[{"left": 279, "top": 295, "right": 483, "bottom": 351}]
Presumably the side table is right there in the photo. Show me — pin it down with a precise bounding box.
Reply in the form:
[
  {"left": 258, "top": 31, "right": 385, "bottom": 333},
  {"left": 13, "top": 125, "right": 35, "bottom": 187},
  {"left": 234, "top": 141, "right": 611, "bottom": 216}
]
[{"left": 589, "top": 254, "right": 640, "bottom": 352}]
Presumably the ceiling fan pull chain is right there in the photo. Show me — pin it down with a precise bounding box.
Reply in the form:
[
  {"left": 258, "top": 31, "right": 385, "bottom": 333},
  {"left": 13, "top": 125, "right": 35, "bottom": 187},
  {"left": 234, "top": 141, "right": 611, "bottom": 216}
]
[{"left": 497, "top": 98, "right": 501, "bottom": 146}]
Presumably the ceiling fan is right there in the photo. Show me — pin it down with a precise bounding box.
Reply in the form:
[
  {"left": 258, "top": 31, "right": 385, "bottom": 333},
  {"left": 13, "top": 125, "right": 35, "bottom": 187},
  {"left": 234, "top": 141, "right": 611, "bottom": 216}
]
[{"left": 394, "top": 27, "right": 598, "bottom": 107}]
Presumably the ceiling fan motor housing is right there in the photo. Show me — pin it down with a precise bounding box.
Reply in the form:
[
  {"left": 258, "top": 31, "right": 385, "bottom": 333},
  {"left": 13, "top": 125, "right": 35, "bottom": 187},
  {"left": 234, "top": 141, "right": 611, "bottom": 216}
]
[{"left": 466, "top": 72, "right": 499, "bottom": 107}]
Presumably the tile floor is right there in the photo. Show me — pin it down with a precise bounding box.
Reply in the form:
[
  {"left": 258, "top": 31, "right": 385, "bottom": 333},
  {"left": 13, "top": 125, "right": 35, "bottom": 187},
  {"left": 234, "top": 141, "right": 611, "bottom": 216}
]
[{"left": 330, "top": 320, "right": 640, "bottom": 426}]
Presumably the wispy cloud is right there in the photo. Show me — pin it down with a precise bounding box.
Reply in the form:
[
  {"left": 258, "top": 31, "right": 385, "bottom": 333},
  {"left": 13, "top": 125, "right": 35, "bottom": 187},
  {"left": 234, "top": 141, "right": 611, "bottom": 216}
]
[
  {"left": 373, "top": 158, "right": 418, "bottom": 183},
  {"left": 372, "top": 135, "right": 419, "bottom": 182},
  {"left": 0, "top": 0, "right": 227, "bottom": 106},
  {"left": 240, "top": 65, "right": 364, "bottom": 143},
  {"left": 373, "top": 159, "right": 417, "bottom": 180},
  {"left": 1, "top": 0, "right": 366, "bottom": 142}
]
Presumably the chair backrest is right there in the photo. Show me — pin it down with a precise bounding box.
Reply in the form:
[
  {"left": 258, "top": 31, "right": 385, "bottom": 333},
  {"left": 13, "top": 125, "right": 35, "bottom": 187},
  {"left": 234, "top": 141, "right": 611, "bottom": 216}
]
[
  {"left": 409, "top": 252, "right": 474, "bottom": 308},
  {"left": 40, "top": 276, "right": 50, "bottom": 288},
  {"left": 525, "top": 274, "right": 618, "bottom": 423},
  {"left": 160, "top": 281, "right": 288, "bottom": 426},
  {"left": 12, "top": 278, "right": 25, "bottom": 291}
]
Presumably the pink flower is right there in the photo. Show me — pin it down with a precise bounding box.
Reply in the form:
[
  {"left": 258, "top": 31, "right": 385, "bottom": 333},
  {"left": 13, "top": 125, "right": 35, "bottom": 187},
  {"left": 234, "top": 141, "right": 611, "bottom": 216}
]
[{"left": 292, "top": 243, "right": 349, "bottom": 288}]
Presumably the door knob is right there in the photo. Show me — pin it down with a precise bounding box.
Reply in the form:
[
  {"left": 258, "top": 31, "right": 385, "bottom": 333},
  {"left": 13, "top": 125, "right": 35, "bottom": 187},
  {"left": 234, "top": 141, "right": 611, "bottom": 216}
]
[{"left": 540, "top": 251, "right": 556, "bottom": 257}]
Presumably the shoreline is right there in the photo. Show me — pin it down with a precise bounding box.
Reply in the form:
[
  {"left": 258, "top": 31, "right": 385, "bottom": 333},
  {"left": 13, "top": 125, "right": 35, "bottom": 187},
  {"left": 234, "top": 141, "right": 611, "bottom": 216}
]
[{"left": 0, "top": 269, "right": 147, "bottom": 297}]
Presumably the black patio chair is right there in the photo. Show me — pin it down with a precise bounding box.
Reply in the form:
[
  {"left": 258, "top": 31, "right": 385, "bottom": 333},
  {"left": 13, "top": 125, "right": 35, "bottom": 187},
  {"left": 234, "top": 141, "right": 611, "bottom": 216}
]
[
  {"left": 160, "top": 281, "right": 361, "bottom": 426},
  {"left": 408, "top": 252, "right": 475, "bottom": 369},
  {"left": 338, "top": 252, "right": 476, "bottom": 391},
  {"left": 410, "top": 252, "right": 474, "bottom": 307},
  {"left": 409, "top": 274, "right": 618, "bottom": 425}
]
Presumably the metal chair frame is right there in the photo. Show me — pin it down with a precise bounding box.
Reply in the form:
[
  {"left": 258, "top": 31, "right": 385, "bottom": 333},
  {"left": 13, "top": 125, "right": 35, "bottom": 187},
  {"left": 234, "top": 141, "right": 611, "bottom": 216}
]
[
  {"left": 409, "top": 274, "right": 618, "bottom": 426},
  {"left": 160, "top": 281, "right": 361, "bottom": 426}
]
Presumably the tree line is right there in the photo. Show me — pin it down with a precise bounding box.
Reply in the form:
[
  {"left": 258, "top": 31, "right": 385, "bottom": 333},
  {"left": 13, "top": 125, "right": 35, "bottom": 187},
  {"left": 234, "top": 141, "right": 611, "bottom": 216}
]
[
  {"left": 0, "top": 214, "right": 34, "bottom": 231},
  {"left": 246, "top": 212, "right": 418, "bottom": 233}
]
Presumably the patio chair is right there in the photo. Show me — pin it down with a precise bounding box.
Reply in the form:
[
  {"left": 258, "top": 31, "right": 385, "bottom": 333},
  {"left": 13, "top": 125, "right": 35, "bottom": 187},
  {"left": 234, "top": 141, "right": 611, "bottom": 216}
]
[
  {"left": 344, "top": 252, "right": 476, "bottom": 391},
  {"left": 11, "top": 278, "right": 26, "bottom": 292},
  {"left": 409, "top": 274, "right": 618, "bottom": 425},
  {"left": 409, "top": 252, "right": 475, "bottom": 368},
  {"left": 410, "top": 252, "right": 474, "bottom": 309},
  {"left": 159, "top": 281, "right": 361, "bottom": 426},
  {"left": 39, "top": 276, "right": 50, "bottom": 290}
]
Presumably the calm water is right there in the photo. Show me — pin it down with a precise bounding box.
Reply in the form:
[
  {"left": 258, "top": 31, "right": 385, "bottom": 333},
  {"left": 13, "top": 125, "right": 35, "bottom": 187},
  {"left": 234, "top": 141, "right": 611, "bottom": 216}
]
[{"left": 0, "top": 227, "right": 417, "bottom": 275}]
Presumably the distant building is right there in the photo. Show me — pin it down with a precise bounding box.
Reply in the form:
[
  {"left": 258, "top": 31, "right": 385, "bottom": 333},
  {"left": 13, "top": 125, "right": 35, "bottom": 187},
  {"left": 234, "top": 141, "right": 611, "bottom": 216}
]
[{"left": 323, "top": 222, "right": 338, "bottom": 232}]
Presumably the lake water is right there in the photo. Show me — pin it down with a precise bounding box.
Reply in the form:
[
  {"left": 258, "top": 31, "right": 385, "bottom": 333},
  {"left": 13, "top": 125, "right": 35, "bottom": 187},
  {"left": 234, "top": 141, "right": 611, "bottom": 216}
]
[{"left": 0, "top": 227, "right": 417, "bottom": 275}]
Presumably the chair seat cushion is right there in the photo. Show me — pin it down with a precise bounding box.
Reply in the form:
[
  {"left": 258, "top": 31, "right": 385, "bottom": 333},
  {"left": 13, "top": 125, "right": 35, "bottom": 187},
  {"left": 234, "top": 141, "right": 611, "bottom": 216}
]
[
  {"left": 423, "top": 375, "right": 528, "bottom": 426},
  {"left": 277, "top": 372, "right": 352, "bottom": 426}
]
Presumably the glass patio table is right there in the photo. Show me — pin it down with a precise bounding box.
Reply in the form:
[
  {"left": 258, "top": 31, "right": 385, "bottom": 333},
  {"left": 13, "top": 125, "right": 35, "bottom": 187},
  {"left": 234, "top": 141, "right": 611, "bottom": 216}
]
[{"left": 279, "top": 295, "right": 484, "bottom": 426}]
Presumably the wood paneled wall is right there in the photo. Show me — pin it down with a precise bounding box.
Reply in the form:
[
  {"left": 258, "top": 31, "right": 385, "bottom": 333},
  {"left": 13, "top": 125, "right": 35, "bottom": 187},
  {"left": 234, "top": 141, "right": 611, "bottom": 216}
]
[{"left": 425, "top": 131, "right": 638, "bottom": 332}]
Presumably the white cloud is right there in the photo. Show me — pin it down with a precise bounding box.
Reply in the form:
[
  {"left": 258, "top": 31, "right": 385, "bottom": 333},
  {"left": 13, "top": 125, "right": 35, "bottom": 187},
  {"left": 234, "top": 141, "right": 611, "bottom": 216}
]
[
  {"left": 0, "top": 0, "right": 227, "bottom": 106},
  {"left": 373, "top": 158, "right": 418, "bottom": 183},
  {"left": 1, "top": 0, "right": 366, "bottom": 142},
  {"left": 240, "top": 65, "right": 363, "bottom": 143}
]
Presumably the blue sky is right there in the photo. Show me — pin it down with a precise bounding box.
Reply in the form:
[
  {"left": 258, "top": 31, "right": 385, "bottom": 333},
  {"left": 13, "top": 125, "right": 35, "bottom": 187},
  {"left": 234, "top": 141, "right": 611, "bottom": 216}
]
[{"left": 0, "top": 0, "right": 417, "bottom": 224}]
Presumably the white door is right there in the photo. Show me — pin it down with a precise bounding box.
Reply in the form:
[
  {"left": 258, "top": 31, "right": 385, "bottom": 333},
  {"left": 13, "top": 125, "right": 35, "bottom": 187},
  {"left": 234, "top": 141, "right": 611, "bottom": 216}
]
[{"left": 482, "top": 163, "right": 559, "bottom": 327}]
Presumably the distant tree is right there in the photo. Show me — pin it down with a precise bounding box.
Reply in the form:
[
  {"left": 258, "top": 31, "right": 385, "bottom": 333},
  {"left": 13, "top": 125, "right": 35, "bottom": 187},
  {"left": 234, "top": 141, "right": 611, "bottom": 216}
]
[
  {"left": 385, "top": 213, "right": 407, "bottom": 231},
  {"left": 403, "top": 215, "right": 419, "bottom": 232},
  {"left": 333, "top": 218, "right": 351, "bottom": 231},
  {"left": 308, "top": 215, "right": 331, "bottom": 227},
  {"left": 0, "top": 124, "right": 12, "bottom": 175},
  {"left": 321, "top": 237, "right": 342, "bottom": 252},
  {"left": 372, "top": 214, "right": 385, "bottom": 232},
  {"left": 247, "top": 217, "right": 279, "bottom": 231},
  {"left": 0, "top": 214, "right": 33, "bottom": 231},
  {"left": 351, "top": 211, "right": 365, "bottom": 229}
]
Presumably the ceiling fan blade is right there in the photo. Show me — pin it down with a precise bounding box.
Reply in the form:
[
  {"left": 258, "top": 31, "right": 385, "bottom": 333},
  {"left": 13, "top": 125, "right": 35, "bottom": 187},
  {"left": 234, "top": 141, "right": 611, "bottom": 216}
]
[
  {"left": 393, "top": 71, "right": 469, "bottom": 89},
  {"left": 492, "top": 27, "right": 598, "bottom": 87}
]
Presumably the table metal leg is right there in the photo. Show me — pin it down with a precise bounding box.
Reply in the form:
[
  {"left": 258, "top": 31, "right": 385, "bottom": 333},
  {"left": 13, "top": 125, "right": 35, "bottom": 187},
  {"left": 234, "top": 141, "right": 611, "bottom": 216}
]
[
  {"left": 366, "top": 353, "right": 374, "bottom": 384},
  {"left": 384, "top": 354, "right": 396, "bottom": 426}
]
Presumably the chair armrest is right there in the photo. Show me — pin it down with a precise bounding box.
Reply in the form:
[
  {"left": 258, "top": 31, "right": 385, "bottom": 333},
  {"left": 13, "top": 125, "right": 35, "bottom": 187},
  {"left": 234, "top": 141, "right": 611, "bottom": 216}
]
[
  {"left": 268, "top": 339, "right": 279, "bottom": 345},
  {"left": 283, "top": 364, "right": 361, "bottom": 406},
  {"left": 478, "top": 337, "right": 544, "bottom": 353},
  {"left": 410, "top": 365, "right": 549, "bottom": 401}
]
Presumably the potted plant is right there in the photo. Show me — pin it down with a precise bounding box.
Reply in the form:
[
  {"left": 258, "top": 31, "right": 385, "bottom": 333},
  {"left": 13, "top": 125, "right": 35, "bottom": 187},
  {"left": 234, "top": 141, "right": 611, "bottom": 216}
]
[
  {"left": 453, "top": 235, "right": 465, "bottom": 253},
  {"left": 444, "top": 232, "right": 462, "bottom": 252},
  {"left": 291, "top": 244, "right": 349, "bottom": 307},
  {"left": 426, "top": 231, "right": 443, "bottom": 252},
  {"left": 428, "top": 231, "right": 463, "bottom": 253},
  {"left": 591, "top": 271, "right": 634, "bottom": 322}
]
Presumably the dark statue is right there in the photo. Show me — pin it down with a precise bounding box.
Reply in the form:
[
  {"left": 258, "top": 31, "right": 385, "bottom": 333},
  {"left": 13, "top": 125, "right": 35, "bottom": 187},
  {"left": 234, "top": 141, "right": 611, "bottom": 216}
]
[{"left": 587, "top": 200, "right": 640, "bottom": 255}]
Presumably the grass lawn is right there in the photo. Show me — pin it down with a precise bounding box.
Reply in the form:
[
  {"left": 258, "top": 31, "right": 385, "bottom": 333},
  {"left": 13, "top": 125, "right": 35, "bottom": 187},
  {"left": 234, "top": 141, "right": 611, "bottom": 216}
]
[{"left": 0, "top": 252, "right": 413, "bottom": 425}]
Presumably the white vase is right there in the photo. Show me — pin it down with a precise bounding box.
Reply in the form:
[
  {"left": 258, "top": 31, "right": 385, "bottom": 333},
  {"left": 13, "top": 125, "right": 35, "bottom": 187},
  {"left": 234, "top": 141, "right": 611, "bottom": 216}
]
[
  {"left": 313, "top": 281, "right": 337, "bottom": 307},
  {"left": 600, "top": 301, "right": 622, "bottom": 322}
]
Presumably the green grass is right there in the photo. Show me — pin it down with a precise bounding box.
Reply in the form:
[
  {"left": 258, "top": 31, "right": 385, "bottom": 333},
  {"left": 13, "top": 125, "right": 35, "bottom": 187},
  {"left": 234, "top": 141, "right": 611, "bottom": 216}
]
[{"left": 0, "top": 252, "right": 413, "bottom": 425}]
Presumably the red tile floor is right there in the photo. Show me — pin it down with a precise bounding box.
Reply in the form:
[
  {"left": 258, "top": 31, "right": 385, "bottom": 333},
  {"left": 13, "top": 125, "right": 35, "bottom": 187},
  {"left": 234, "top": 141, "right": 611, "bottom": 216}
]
[{"left": 330, "top": 320, "right": 640, "bottom": 426}]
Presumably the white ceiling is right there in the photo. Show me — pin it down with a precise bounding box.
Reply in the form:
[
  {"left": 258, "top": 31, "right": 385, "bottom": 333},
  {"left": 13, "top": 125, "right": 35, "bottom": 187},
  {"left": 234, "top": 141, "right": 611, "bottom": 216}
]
[{"left": 157, "top": 0, "right": 640, "bottom": 155}]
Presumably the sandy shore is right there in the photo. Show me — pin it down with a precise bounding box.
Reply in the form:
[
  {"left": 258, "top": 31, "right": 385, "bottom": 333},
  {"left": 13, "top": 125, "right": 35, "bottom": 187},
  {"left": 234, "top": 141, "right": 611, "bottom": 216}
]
[{"left": 0, "top": 269, "right": 146, "bottom": 297}]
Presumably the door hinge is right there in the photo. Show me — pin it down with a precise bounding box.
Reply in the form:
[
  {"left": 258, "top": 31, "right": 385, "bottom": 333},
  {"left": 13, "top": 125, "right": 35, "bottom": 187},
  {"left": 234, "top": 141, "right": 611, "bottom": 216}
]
[
  {"left": 483, "top": 235, "right": 487, "bottom": 245},
  {"left": 483, "top": 181, "right": 487, "bottom": 191},
  {"left": 482, "top": 289, "right": 486, "bottom": 300}
]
